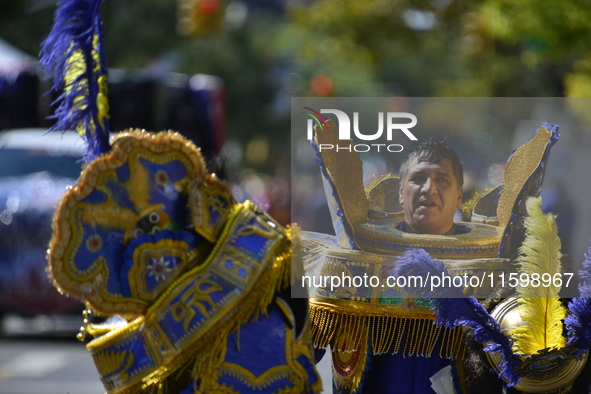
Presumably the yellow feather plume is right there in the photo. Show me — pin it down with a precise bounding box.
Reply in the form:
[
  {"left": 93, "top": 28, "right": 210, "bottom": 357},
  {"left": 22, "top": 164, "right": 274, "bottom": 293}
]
[{"left": 508, "top": 197, "right": 566, "bottom": 354}]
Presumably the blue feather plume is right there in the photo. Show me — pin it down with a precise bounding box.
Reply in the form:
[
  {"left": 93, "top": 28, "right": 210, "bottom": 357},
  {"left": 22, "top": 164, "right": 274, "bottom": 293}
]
[
  {"left": 393, "top": 249, "right": 521, "bottom": 387},
  {"left": 566, "top": 247, "right": 591, "bottom": 349},
  {"left": 40, "top": 0, "right": 110, "bottom": 162}
]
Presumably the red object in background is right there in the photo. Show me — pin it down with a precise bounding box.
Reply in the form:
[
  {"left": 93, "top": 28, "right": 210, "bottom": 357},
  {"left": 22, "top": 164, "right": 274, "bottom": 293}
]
[
  {"left": 197, "top": 0, "right": 220, "bottom": 15},
  {"left": 177, "top": 0, "right": 223, "bottom": 36},
  {"left": 310, "top": 75, "right": 334, "bottom": 97},
  {"left": 388, "top": 95, "right": 410, "bottom": 112}
]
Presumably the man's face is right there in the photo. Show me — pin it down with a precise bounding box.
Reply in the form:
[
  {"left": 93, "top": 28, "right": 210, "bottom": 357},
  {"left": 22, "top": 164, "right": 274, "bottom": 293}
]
[{"left": 399, "top": 157, "right": 463, "bottom": 235}]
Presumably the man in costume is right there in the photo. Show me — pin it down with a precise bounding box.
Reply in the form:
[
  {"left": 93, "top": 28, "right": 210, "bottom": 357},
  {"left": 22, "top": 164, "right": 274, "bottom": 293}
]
[
  {"left": 303, "top": 119, "right": 591, "bottom": 393},
  {"left": 315, "top": 139, "right": 469, "bottom": 393}
]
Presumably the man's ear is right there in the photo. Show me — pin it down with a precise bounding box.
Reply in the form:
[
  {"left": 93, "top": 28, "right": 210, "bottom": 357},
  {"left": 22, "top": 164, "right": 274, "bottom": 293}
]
[
  {"left": 399, "top": 185, "right": 404, "bottom": 205},
  {"left": 456, "top": 187, "right": 463, "bottom": 208}
]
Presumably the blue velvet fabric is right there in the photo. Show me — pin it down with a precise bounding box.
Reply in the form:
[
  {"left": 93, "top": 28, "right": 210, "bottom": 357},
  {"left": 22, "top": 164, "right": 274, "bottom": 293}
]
[
  {"left": 178, "top": 301, "right": 321, "bottom": 393},
  {"left": 360, "top": 352, "right": 457, "bottom": 394},
  {"left": 318, "top": 340, "right": 462, "bottom": 393}
]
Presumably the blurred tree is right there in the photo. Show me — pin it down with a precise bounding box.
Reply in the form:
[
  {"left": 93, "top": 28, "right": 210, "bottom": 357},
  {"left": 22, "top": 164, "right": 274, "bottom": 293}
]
[
  {"left": 280, "top": 0, "right": 469, "bottom": 96},
  {"left": 440, "top": 0, "right": 575, "bottom": 96},
  {"left": 450, "top": 0, "right": 591, "bottom": 127},
  {"left": 177, "top": 0, "right": 225, "bottom": 37},
  {"left": 176, "top": 12, "right": 290, "bottom": 165},
  {"left": 101, "top": 0, "right": 180, "bottom": 69},
  {"left": 280, "top": 0, "right": 591, "bottom": 99}
]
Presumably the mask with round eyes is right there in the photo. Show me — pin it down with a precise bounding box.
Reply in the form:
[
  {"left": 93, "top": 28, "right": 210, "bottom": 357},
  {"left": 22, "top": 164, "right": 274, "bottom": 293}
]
[
  {"left": 49, "top": 131, "right": 206, "bottom": 314},
  {"left": 132, "top": 211, "right": 162, "bottom": 240}
]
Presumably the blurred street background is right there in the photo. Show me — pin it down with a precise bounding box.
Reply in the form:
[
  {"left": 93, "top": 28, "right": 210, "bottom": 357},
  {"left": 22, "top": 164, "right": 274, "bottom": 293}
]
[
  {"left": 0, "top": 315, "right": 333, "bottom": 394},
  {"left": 3, "top": 0, "right": 591, "bottom": 393},
  {"left": 0, "top": 316, "right": 104, "bottom": 394}
]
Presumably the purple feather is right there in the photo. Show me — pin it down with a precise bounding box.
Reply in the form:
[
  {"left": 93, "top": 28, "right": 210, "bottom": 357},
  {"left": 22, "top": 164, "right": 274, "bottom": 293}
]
[
  {"left": 393, "top": 249, "right": 521, "bottom": 387},
  {"left": 566, "top": 247, "right": 591, "bottom": 349},
  {"left": 39, "top": 0, "right": 110, "bottom": 162}
]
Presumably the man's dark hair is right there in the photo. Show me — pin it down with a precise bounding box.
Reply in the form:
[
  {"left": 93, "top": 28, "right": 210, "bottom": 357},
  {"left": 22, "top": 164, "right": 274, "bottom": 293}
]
[{"left": 399, "top": 139, "right": 464, "bottom": 187}]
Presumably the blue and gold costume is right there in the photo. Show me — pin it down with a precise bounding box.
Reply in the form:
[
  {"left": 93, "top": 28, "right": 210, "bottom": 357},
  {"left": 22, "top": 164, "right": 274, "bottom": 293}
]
[
  {"left": 40, "top": 1, "right": 321, "bottom": 392},
  {"left": 48, "top": 131, "right": 322, "bottom": 393}
]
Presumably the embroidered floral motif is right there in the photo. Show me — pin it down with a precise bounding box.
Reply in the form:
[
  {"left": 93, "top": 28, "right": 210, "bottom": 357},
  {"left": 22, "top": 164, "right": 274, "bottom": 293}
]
[
  {"left": 154, "top": 170, "right": 170, "bottom": 187},
  {"left": 147, "top": 256, "right": 172, "bottom": 282},
  {"left": 86, "top": 234, "right": 103, "bottom": 253}
]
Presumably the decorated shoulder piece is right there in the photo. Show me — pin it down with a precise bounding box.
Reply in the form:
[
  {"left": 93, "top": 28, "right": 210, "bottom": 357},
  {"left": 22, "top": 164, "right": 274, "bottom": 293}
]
[
  {"left": 41, "top": 1, "right": 321, "bottom": 393},
  {"left": 303, "top": 118, "right": 571, "bottom": 392}
]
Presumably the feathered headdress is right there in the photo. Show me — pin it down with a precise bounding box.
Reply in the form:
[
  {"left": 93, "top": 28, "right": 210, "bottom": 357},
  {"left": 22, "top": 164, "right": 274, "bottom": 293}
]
[
  {"left": 508, "top": 196, "right": 566, "bottom": 354},
  {"left": 40, "top": 0, "right": 110, "bottom": 162}
]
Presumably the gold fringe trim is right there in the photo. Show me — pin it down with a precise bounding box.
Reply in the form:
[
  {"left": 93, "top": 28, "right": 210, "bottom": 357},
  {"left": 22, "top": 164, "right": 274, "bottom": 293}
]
[
  {"left": 310, "top": 304, "right": 466, "bottom": 360},
  {"left": 330, "top": 314, "right": 368, "bottom": 391}
]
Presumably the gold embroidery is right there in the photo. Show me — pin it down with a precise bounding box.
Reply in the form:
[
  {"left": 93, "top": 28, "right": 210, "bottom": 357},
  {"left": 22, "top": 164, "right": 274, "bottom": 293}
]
[
  {"left": 94, "top": 349, "right": 133, "bottom": 382},
  {"left": 49, "top": 131, "right": 210, "bottom": 315},
  {"left": 170, "top": 279, "right": 222, "bottom": 331}
]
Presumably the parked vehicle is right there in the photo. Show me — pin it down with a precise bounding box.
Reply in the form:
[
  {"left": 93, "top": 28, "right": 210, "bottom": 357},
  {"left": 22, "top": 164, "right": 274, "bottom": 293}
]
[{"left": 0, "top": 129, "right": 85, "bottom": 320}]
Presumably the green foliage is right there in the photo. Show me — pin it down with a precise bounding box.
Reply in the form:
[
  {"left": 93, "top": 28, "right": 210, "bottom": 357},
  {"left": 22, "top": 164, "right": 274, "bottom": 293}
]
[
  {"left": 443, "top": 0, "right": 591, "bottom": 97},
  {"left": 279, "top": 0, "right": 591, "bottom": 99},
  {"left": 101, "top": 0, "right": 179, "bottom": 68},
  {"left": 280, "top": 0, "right": 471, "bottom": 96},
  {"left": 179, "top": 14, "right": 286, "bottom": 145}
]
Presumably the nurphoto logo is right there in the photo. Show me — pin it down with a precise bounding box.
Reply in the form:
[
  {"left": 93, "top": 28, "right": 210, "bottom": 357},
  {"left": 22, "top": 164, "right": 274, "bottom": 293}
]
[{"left": 303, "top": 107, "right": 417, "bottom": 153}]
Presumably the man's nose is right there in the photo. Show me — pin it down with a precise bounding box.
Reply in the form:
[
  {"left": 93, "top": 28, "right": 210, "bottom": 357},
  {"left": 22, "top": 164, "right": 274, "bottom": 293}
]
[{"left": 421, "top": 177, "right": 436, "bottom": 194}]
